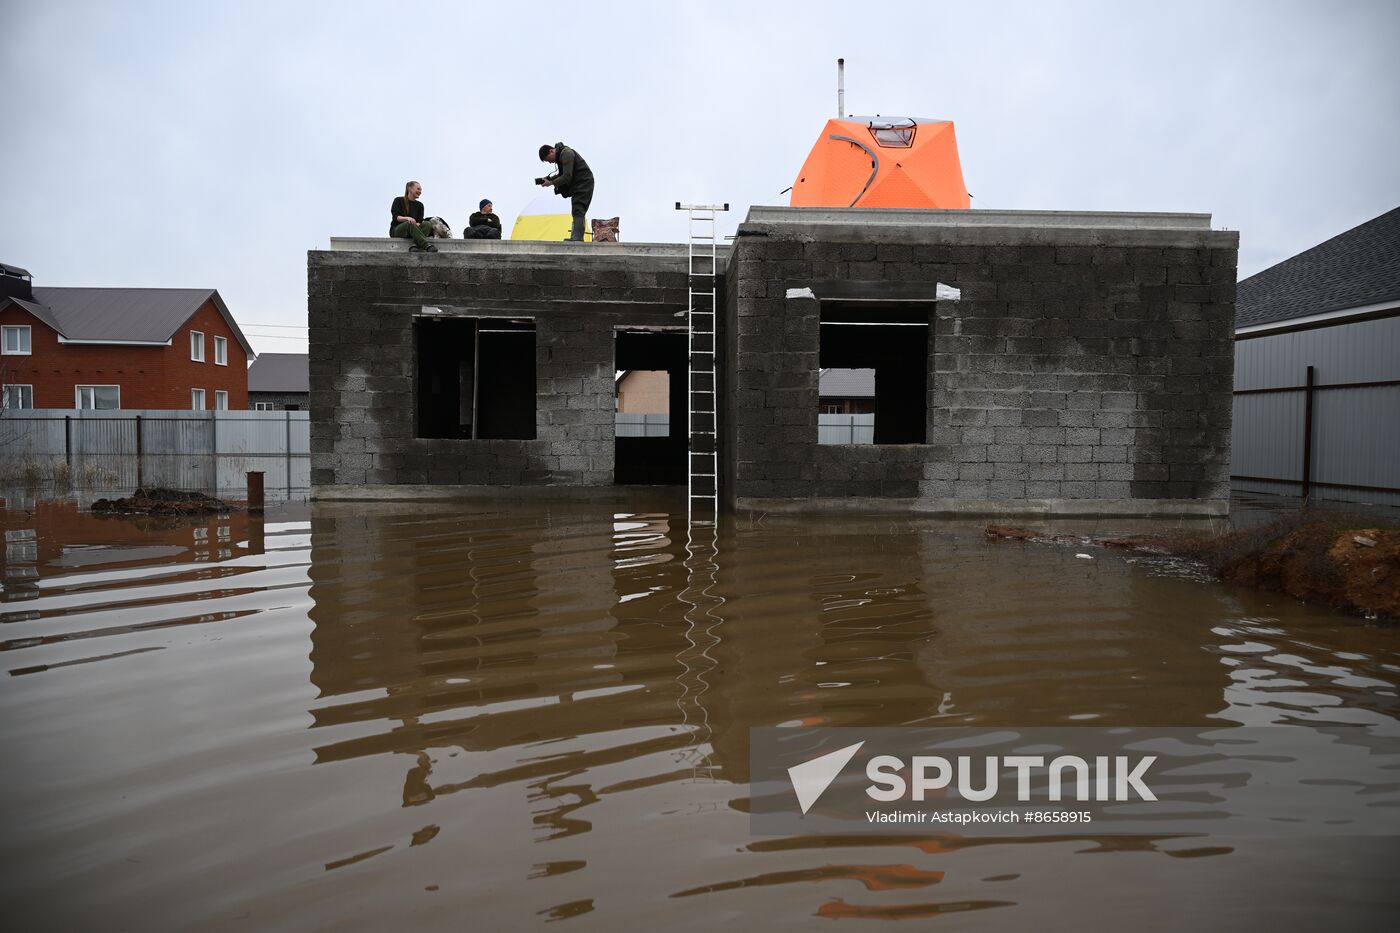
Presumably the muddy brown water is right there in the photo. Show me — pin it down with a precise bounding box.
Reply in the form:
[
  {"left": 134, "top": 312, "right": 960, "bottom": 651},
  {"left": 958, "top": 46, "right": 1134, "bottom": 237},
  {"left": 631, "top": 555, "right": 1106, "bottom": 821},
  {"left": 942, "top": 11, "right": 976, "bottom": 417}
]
[{"left": 2, "top": 494, "right": 1398, "bottom": 931}]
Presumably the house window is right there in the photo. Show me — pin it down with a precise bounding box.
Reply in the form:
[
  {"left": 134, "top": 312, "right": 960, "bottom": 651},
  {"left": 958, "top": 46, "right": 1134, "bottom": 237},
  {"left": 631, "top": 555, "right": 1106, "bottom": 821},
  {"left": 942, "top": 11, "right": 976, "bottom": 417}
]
[
  {"left": 253, "top": 401, "right": 275, "bottom": 411},
  {"left": 75, "top": 385, "right": 120, "bottom": 409},
  {"left": 415, "top": 317, "right": 536, "bottom": 439},
  {"left": 191, "top": 331, "right": 205, "bottom": 362},
  {"left": 2, "top": 325, "right": 31, "bottom": 355},
  {"left": 192, "top": 388, "right": 206, "bottom": 410},
  {"left": 215, "top": 390, "right": 228, "bottom": 410},
  {"left": 214, "top": 335, "right": 228, "bottom": 366},
  {"left": 3, "top": 384, "right": 34, "bottom": 409}
]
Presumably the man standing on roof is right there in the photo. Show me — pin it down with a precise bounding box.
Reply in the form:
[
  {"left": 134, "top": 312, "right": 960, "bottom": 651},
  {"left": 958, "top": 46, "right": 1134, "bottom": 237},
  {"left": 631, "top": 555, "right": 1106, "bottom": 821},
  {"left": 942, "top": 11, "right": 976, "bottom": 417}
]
[{"left": 536, "top": 142, "right": 594, "bottom": 242}]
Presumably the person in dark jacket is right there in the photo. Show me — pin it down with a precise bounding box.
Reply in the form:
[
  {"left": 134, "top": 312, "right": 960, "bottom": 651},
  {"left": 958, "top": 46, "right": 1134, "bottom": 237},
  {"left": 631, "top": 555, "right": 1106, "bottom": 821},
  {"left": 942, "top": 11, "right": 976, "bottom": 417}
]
[
  {"left": 462, "top": 199, "right": 502, "bottom": 239},
  {"left": 389, "top": 181, "right": 437, "bottom": 252},
  {"left": 537, "top": 142, "right": 594, "bottom": 241}
]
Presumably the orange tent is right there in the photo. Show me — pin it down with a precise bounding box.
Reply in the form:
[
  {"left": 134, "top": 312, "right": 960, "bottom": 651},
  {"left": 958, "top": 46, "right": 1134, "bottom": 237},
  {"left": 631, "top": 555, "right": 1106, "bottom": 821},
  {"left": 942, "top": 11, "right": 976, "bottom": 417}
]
[{"left": 789, "top": 117, "right": 970, "bottom": 210}]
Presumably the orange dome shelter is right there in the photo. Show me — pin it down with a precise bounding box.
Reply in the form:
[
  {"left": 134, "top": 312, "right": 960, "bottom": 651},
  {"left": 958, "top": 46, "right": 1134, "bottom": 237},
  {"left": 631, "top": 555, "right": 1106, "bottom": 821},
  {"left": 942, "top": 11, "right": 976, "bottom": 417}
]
[{"left": 789, "top": 117, "right": 970, "bottom": 210}]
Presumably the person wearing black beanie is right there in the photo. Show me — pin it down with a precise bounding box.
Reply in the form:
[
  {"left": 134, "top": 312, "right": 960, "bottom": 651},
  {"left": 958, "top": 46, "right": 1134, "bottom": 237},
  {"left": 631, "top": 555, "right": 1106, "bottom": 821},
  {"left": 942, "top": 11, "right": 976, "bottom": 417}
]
[{"left": 463, "top": 199, "right": 502, "bottom": 240}]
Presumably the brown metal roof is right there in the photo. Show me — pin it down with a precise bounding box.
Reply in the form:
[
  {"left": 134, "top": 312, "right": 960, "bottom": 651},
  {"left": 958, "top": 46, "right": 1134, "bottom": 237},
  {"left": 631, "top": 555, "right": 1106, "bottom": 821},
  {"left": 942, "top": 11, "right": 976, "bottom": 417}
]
[
  {"left": 5, "top": 296, "right": 64, "bottom": 335},
  {"left": 1, "top": 287, "right": 253, "bottom": 354}
]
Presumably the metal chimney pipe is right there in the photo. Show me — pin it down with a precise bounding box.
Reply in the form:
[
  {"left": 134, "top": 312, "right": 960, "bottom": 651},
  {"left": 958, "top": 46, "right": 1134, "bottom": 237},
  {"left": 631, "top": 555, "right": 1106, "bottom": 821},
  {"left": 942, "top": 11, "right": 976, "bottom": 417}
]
[{"left": 837, "top": 58, "right": 845, "bottom": 118}]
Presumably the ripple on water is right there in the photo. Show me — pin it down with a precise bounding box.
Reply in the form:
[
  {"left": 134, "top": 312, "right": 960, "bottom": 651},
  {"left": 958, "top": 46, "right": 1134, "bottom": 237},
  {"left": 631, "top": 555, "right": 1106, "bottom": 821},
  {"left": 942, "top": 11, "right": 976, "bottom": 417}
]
[{"left": 2, "top": 496, "right": 1399, "bottom": 930}]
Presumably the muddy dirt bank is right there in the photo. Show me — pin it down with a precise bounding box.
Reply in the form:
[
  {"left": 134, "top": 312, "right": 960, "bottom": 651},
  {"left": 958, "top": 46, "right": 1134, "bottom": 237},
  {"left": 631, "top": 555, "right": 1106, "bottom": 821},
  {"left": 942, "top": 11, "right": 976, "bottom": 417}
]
[{"left": 987, "top": 513, "right": 1400, "bottom": 623}]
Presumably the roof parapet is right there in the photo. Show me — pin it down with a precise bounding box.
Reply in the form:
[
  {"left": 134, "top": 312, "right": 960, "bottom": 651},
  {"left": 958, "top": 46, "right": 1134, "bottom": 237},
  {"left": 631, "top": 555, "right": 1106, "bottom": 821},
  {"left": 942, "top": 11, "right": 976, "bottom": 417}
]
[{"left": 745, "top": 206, "right": 1215, "bottom": 230}]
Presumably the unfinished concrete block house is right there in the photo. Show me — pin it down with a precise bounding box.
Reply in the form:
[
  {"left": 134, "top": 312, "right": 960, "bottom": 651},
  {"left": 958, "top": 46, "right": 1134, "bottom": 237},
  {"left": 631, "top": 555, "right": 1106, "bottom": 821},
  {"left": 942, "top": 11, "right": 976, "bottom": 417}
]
[
  {"left": 311, "top": 96, "right": 1235, "bottom": 515},
  {"left": 308, "top": 204, "right": 1237, "bottom": 516}
]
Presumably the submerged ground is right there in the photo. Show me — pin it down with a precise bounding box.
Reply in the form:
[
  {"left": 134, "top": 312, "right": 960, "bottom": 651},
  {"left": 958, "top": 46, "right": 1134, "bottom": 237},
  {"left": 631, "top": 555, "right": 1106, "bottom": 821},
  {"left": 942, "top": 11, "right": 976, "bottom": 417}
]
[{"left": 2, "top": 491, "right": 1398, "bottom": 930}]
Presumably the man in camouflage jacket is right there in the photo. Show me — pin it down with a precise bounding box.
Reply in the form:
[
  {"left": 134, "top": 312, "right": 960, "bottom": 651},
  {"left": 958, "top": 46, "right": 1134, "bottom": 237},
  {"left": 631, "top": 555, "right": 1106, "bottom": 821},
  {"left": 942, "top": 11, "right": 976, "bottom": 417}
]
[{"left": 538, "top": 142, "right": 595, "bottom": 241}]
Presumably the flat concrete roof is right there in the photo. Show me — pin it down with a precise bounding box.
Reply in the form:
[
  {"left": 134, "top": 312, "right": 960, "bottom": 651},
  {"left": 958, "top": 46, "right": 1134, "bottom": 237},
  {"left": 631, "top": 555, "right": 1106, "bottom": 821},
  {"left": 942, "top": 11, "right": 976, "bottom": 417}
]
[
  {"left": 328, "top": 237, "right": 729, "bottom": 260},
  {"left": 744, "top": 206, "right": 1216, "bottom": 230}
]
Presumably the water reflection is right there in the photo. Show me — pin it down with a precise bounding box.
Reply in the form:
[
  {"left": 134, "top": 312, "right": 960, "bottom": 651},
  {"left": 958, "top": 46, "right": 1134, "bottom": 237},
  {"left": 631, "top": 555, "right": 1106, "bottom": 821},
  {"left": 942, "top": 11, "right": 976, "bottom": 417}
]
[{"left": 2, "top": 495, "right": 1398, "bottom": 930}]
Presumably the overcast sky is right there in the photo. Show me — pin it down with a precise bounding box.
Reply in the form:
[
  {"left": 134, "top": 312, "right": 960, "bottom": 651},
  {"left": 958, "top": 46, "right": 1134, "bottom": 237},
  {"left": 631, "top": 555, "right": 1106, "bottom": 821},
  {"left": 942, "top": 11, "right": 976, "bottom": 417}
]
[{"left": 3, "top": 0, "right": 1397, "bottom": 355}]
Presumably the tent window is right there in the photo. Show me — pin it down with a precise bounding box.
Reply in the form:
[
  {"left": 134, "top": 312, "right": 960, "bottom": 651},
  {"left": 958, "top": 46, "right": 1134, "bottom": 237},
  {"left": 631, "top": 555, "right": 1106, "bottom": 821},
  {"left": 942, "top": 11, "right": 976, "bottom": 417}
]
[{"left": 870, "top": 124, "right": 915, "bottom": 148}]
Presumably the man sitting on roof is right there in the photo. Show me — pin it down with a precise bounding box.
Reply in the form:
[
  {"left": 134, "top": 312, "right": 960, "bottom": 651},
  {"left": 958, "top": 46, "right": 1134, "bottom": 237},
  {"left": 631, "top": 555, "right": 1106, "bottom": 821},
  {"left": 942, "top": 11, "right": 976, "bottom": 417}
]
[
  {"left": 462, "top": 199, "right": 502, "bottom": 239},
  {"left": 537, "top": 142, "right": 594, "bottom": 242}
]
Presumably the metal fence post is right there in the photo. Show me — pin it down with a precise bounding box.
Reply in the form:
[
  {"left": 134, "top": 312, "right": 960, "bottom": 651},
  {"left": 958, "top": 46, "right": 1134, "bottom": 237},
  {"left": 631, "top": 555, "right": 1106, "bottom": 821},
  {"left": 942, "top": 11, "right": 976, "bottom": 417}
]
[
  {"left": 64, "top": 415, "right": 72, "bottom": 471},
  {"left": 135, "top": 414, "right": 144, "bottom": 489},
  {"left": 285, "top": 409, "right": 292, "bottom": 495},
  {"left": 1301, "top": 365, "right": 1315, "bottom": 501},
  {"left": 209, "top": 412, "right": 218, "bottom": 495}
]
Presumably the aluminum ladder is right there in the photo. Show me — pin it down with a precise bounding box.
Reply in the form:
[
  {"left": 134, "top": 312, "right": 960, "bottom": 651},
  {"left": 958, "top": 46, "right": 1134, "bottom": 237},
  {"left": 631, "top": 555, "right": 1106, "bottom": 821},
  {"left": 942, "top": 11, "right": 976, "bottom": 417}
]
[{"left": 674, "top": 202, "right": 727, "bottom": 525}]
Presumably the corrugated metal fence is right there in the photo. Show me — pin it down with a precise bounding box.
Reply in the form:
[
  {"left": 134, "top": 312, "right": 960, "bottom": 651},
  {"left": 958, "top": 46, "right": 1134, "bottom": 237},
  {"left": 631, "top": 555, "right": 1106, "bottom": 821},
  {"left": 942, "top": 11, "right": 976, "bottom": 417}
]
[
  {"left": 818, "top": 414, "right": 876, "bottom": 445},
  {"left": 1232, "top": 317, "right": 1400, "bottom": 507},
  {"left": 0, "top": 410, "right": 310, "bottom": 493},
  {"left": 615, "top": 413, "right": 670, "bottom": 437}
]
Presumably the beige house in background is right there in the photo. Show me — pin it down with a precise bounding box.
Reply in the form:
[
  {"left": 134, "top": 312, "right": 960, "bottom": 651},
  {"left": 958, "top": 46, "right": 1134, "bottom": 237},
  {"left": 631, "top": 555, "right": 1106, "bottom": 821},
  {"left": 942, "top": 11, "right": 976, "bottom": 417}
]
[{"left": 616, "top": 370, "right": 670, "bottom": 413}]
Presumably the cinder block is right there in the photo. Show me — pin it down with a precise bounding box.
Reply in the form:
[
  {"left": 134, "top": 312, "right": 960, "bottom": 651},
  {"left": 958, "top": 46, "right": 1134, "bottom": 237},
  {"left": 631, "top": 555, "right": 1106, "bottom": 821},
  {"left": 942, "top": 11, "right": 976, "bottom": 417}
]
[
  {"left": 1092, "top": 446, "right": 1128, "bottom": 463},
  {"left": 1065, "top": 428, "right": 1101, "bottom": 446},
  {"left": 1064, "top": 462, "right": 1098, "bottom": 481},
  {"left": 989, "top": 480, "right": 1026, "bottom": 498},
  {"left": 959, "top": 462, "right": 994, "bottom": 480}
]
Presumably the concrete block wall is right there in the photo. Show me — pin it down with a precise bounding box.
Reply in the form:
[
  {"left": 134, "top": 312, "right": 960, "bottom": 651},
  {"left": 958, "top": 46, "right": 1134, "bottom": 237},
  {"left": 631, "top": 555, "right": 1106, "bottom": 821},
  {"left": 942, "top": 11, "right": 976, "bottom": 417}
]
[
  {"left": 724, "top": 209, "right": 1239, "bottom": 515},
  {"left": 308, "top": 244, "right": 690, "bottom": 495}
]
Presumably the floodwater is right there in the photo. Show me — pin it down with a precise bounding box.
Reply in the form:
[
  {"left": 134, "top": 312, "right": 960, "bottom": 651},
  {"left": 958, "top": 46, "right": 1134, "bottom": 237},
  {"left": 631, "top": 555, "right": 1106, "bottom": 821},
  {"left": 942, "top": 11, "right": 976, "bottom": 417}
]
[{"left": 2, "top": 492, "right": 1398, "bottom": 931}]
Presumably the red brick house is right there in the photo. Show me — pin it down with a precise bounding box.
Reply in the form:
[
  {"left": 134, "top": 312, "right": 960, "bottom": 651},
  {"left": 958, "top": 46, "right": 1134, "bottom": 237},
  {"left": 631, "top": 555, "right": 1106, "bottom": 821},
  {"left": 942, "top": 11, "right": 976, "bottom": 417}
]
[{"left": 1, "top": 263, "right": 252, "bottom": 411}]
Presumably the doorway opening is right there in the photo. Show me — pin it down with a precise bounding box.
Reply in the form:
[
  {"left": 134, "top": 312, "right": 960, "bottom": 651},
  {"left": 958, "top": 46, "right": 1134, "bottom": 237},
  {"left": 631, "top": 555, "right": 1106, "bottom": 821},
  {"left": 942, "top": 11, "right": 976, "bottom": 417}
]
[{"left": 614, "top": 330, "right": 686, "bottom": 484}]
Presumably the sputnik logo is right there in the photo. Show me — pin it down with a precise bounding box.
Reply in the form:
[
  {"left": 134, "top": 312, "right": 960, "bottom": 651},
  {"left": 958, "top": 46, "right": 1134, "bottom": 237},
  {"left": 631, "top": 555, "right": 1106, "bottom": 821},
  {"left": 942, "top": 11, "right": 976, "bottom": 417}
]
[{"left": 788, "top": 741, "right": 865, "bottom": 815}]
